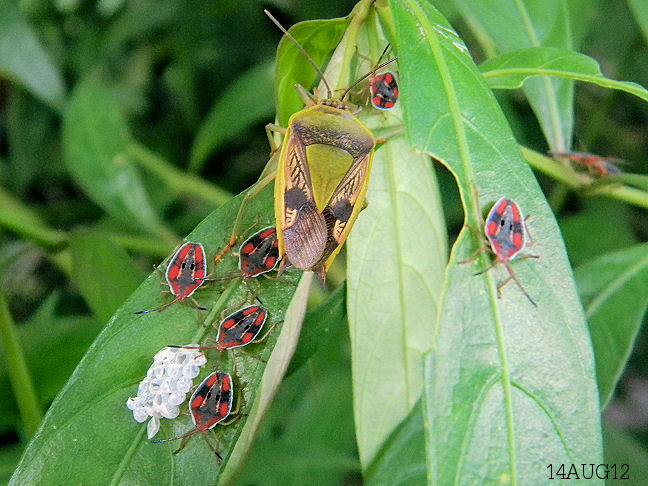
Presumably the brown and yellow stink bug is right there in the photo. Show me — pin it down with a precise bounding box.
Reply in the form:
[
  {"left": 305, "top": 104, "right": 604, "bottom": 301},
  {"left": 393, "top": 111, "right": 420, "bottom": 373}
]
[{"left": 213, "top": 11, "right": 395, "bottom": 285}]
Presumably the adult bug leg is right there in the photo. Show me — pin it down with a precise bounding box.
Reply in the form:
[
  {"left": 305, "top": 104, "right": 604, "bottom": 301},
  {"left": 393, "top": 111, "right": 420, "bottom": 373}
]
[
  {"left": 213, "top": 173, "right": 276, "bottom": 266},
  {"left": 265, "top": 123, "right": 286, "bottom": 153}
]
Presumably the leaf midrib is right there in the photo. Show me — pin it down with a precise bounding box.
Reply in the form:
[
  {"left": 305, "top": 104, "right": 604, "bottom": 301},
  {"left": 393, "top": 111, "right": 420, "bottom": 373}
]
[
  {"left": 514, "top": 0, "right": 566, "bottom": 150},
  {"left": 406, "top": 0, "right": 517, "bottom": 483}
]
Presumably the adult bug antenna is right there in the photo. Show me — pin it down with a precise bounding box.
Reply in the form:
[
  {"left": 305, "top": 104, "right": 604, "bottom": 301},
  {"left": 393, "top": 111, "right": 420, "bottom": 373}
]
[{"left": 264, "top": 9, "right": 333, "bottom": 99}]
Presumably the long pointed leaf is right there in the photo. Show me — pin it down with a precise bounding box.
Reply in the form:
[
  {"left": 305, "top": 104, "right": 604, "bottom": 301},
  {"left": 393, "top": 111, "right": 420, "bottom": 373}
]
[
  {"left": 10, "top": 187, "right": 303, "bottom": 485},
  {"left": 388, "top": 1, "right": 603, "bottom": 483},
  {"left": 63, "top": 76, "right": 173, "bottom": 242},
  {"left": 347, "top": 133, "right": 447, "bottom": 467},
  {"left": 480, "top": 46, "right": 648, "bottom": 102},
  {"left": 575, "top": 244, "right": 648, "bottom": 407},
  {"left": 453, "top": 0, "right": 574, "bottom": 151},
  {"left": 0, "top": 2, "right": 65, "bottom": 111}
]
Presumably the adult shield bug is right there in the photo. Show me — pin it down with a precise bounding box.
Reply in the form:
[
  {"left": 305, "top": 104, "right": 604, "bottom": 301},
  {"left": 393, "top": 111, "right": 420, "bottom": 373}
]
[
  {"left": 464, "top": 197, "right": 538, "bottom": 306},
  {"left": 152, "top": 370, "right": 234, "bottom": 459},
  {"left": 136, "top": 241, "right": 209, "bottom": 314},
  {"left": 265, "top": 10, "right": 395, "bottom": 285},
  {"left": 212, "top": 11, "right": 395, "bottom": 286}
]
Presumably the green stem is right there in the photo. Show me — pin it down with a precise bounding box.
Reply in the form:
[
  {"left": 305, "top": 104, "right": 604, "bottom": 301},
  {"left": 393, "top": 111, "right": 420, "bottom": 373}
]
[
  {"left": 336, "top": 0, "right": 375, "bottom": 91},
  {"left": 98, "top": 232, "right": 172, "bottom": 258},
  {"left": 548, "top": 183, "right": 570, "bottom": 213},
  {"left": 0, "top": 188, "right": 67, "bottom": 247},
  {"left": 0, "top": 292, "right": 43, "bottom": 437},
  {"left": 127, "top": 143, "right": 232, "bottom": 207},
  {"left": 522, "top": 146, "right": 648, "bottom": 211}
]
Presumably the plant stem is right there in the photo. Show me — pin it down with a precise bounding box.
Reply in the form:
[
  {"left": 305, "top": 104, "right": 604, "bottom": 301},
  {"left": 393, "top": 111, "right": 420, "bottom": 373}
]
[
  {"left": 98, "top": 232, "right": 172, "bottom": 258},
  {"left": 0, "top": 188, "right": 67, "bottom": 247},
  {"left": 127, "top": 143, "right": 232, "bottom": 207},
  {"left": 0, "top": 292, "right": 43, "bottom": 437},
  {"left": 522, "top": 146, "right": 648, "bottom": 211}
]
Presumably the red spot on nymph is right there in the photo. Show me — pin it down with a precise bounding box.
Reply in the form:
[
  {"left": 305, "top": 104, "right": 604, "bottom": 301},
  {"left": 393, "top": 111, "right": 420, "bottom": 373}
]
[
  {"left": 178, "top": 244, "right": 192, "bottom": 260},
  {"left": 260, "top": 228, "right": 275, "bottom": 238},
  {"left": 223, "top": 318, "right": 236, "bottom": 329},
  {"left": 167, "top": 264, "right": 181, "bottom": 282},
  {"left": 513, "top": 232, "right": 523, "bottom": 249},
  {"left": 192, "top": 395, "right": 205, "bottom": 408},
  {"left": 221, "top": 376, "right": 230, "bottom": 391},
  {"left": 218, "top": 403, "right": 229, "bottom": 417},
  {"left": 244, "top": 306, "right": 259, "bottom": 315},
  {"left": 206, "top": 374, "right": 219, "bottom": 387},
  {"left": 242, "top": 243, "right": 254, "bottom": 254}
]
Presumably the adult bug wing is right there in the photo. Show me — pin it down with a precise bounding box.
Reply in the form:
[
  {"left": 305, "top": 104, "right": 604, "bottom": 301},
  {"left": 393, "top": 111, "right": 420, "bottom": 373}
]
[
  {"left": 275, "top": 122, "right": 327, "bottom": 271},
  {"left": 321, "top": 149, "right": 374, "bottom": 270}
]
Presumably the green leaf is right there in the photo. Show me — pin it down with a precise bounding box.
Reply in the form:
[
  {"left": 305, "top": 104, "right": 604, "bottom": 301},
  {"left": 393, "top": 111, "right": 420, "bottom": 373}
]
[
  {"left": 70, "top": 232, "right": 147, "bottom": 322},
  {"left": 560, "top": 200, "right": 637, "bottom": 266},
  {"left": 0, "top": 445, "right": 23, "bottom": 485},
  {"left": 629, "top": 0, "right": 648, "bottom": 47},
  {"left": 0, "top": 2, "right": 65, "bottom": 111},
  {"left": 390, "top": 1, "right": 602, "bottom": 483},
  {"left": 454, "top": 0, "right": 574, "bottom": 151},
  {"left": 0, "top": 293, "right": 103, "bottom": 433},
  {"left": 10, "top": 187, "right": 305, "bottom": 485},
  {"left": 7, "top": 91, "right": 58, "bottom": 193},
  {"left": 235, "top": 336, "right": 359, "bottom": 486},
  {"left": 190, "top": 61, "right": 275, "bottom": 172},
  {"left": 286, "top": 282, "right": 347, "bottom": 377},
  {"left": 603, "top": 419, "right": 648, "bottom": 485},
  {"left": 62, "top": 76, "right": 173, "bottom": 242},
  {"left": 274, "top": 18, "right": 348, "bottom": 126},
  {"left": 365, "top": 401, "right": 426, "bottom": 486},
  {"left": 575, "top": 244, "right": 648, "bottom": 407},
  {"left": 480, "top": 47, "right": 648, "bottom": 103},
  {"left": 347, "top": 132, "right": 447, "bottom": 467}
]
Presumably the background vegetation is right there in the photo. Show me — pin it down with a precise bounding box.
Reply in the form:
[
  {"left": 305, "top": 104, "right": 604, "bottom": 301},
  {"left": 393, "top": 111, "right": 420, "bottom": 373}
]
[{"left": 1, "top": 0, "right": 648, "bottom": 484}]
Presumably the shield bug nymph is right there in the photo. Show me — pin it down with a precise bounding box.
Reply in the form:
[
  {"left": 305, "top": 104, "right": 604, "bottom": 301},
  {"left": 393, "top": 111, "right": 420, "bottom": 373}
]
[
  {"left": 551, "top": 151, "right": 624, "bottom": 177},
  {"left": 369, "top": 71, "right": 399, "bottom": 110},
  {"left": 136, "top": 241, "right": 210, "bottom": 314},
  {"left": 152, "top": 370, "right": 235, "bottom": 460},
  {"left": 173, "top": 305, "right": 272, "bottom": 354},
  {"left": 238, "top": 226, "right": 280, "bottom": 278},
  {"left": 464, "top": 196, "right": 538, "bottom": 306}
]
